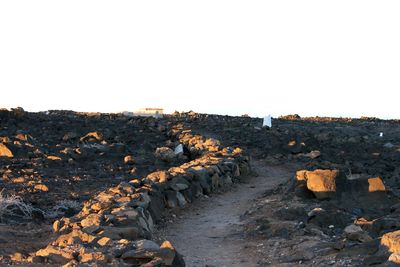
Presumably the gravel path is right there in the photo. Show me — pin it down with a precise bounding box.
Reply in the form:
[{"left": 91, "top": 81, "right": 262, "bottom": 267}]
[{"left": 156, "top": 160, "right": 294, "bottom": 267}]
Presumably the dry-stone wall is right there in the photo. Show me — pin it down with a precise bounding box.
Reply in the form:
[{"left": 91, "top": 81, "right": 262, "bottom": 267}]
[{"left": 30, "top": 123, "right": 250, "bottom": 266}]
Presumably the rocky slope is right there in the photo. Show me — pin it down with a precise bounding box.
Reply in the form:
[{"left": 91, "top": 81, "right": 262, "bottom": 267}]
[{"left": 2, "top": 108, "right": 400, "bottom": 266}]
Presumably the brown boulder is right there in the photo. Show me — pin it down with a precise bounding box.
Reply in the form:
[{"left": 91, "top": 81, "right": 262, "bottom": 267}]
[
  {"left": 80, "top": 214, "right": 102, "bottom": 228},
  {"left": 368, "top": 177, "right": 386, "bottom": 192},
  {"left": 381, "top": 230, "right": 400, "bottom": 253},
  {"left": 147, "top": 171, "right": 170, "bottom": 183},
  {"left": 304, "top": 169, "right": 338, "bottom": 199},
  {"left": 80, "top": 251, "right": 107, "bottom": 263},
  {"left": 36, "top": 245, "right": 75, "bottom": 263}
]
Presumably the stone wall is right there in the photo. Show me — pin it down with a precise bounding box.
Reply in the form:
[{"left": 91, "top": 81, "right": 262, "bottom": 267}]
[{"left": 29, "top": 123, "right": 251, "bottom": 266}]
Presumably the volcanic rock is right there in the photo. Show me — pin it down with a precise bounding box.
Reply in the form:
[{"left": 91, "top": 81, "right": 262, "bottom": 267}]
[
  {"left": 154, "top": 147, "right": 176, "bottom": 162},
  {"left": 344, "top": 224, "right": 373, "bottom": 242},
  {"left": 124, "top": 155, "right": 135, "bottom": 165},
  {"left": 296, "top": 169, "right": 338, "bottom": 199},
  {"left": 381, "top": 230, "right": 400, "bottom": 253},
  {"left": 0, "top": 143, "right": 13, "bottom": 157}
]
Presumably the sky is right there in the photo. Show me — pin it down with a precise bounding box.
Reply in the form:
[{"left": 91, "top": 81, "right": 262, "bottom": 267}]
[{"left": 1, "top": 1, "right": 399, "bottom": 119}]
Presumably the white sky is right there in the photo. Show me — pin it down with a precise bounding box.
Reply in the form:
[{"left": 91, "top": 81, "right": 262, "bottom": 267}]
[{"left": 1, "top": 1, "right": 399, "bottom": 119}]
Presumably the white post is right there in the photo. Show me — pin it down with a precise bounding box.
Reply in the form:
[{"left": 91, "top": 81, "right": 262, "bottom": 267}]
[
  {"left": 174, "top": 144, "right": 184, "bottom": 154},
  {"left": 263, "top": 115, "right": 272, "bottom": 128}
]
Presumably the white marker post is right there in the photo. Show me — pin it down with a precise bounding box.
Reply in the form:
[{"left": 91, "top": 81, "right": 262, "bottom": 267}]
[
  {"left": 174, "top": 144, "right": 184, "bottom": 154},
  {"left": 263, "top": 115, "right": 272, "bottom": 128},
  {"left": 379, "top": 132, "right": 383, "bottom": 137}
]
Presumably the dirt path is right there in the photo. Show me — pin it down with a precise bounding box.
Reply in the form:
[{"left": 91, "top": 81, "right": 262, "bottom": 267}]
[{"left": 156, "top": 160, "right": 297, "bottom": 267}]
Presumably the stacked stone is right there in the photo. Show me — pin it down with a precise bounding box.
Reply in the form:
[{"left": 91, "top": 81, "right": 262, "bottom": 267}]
[{"left": 29, "top": 124, "right": 251, "bottom": 266}]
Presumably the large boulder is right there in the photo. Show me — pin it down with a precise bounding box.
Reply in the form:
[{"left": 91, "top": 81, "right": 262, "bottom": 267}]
[
  {"left": 306, "top": 170, "right": 338, "bottom": 199},
  {"left": 381, "top": 230, "right": 400, "bottom": 253},
  {"left": 295, "top": 169, "right": 338, "bottom": 200}
]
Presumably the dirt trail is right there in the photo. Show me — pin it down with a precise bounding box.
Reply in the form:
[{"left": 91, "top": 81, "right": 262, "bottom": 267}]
[{"left": 156, "top": 160, "right": 297, "bottom": 267}]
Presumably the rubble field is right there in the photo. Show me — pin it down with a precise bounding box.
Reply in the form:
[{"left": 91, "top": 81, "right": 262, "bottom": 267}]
[{"left": 1, "top": 108, "right": 400, "bottom": 266}]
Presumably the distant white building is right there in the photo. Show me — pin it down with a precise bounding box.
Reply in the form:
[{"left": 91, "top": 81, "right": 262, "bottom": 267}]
[{"left": 123, "top": 108, "right": 163, "bottom": 118}]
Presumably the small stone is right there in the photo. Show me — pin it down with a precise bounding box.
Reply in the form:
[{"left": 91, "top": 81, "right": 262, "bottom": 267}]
[
  {"left": 101, "top": 226, "right": 140, "bottom": 240},
  {"left": 121, "top": 240, "right": 160, "bottom": 261},
  {"left": 81, "top": 214, "right": 102, "bottom": 228},
  {"left": 62, "top": 132, "right": 78, "bottom": 141},
  {"left": 80, "top": 131, "right": 104, "bottom": 142},
  {"left": 96, "top": 192, "right": 114, "bottom": 204},
  {"left": 368, "top": 177, "right": 385, "bottom": 192},
  {"left": 82, "top": 225, "right": 101, "bottom": 234},
  {"left": 389, "top": 252, "right": 400, "bottom": 264},
  {"left": 116, "top": 196, "right": 131, "bottom": 203},
  {"left": 30, "top": 256, "right": 45, "bottom": 263},
  {"left": 165, "top": 191, "right": 178, "bottom": 208},
  {"left": 129, "top": 179, "right": 141, "bottom": 187},
  {"left": 53, "top": 220, "right": 62, "bottom": 232},
  {"left": 307, "top": 207, "right": 325, "bottom": 217},
  {"left": 174, "top": 144, "right": 184, "bottom": 155},
  {"left": 304, "top": 150, "right": 321, "bottom": 159},
  {"left": 91, "top": 202, "right": 105, "bottom": 211},
  {"left": 154, "top": 147, "right": 176, "bottom": 162},
  {"left": 35, "top": 184, "right": 49, "bottom": 192},
  {"left": 159, "top": 240, "right": 176, "bottom": 265},
  {"left": 61, "top": 260, "right": 79, "bottom": 267},
  {"left": 47, "top": 155, "right": 62, "bottom": 161},
  {"left": 80, "top": 251, "right": 106, "bottom": 263},
  {"left": 170, "top": 183, "right": 189, "bottom": 191},
  {"left": 384, "top": 142, "right": 395, "bottom": 148},
  {"left": 36, "top": 245, "right": 74, "bottom": 263},
  {"left": 344, "top": 224, "right": 372, "bottom": 242},
  {"left": 10, "top": 252, "right": 24, "bottom": 262},
  {"left": 111, "top": 207, "right": 138, "bottom": 219},
  {"left": 97, "top": 237, "right": 111, "bottom": 247},
  {"left": 15, "top": 133, "right": 28, "bottom": 141},
  {"left": 147, "top": 171, "right": 170, "bottom": 183},
  {"left": 333, "top": 240, "right": 345, "bottom": 250},
  {"left": 124, "top": 155, "right": 135, "bottom": 164},
  {"left": 176, "top": 192, "right": 187, "bottom": 207},
  {"left": 12, "top": 177, "right": 26, "bottom": 183},
  {"left": 0, "top": 143, "right": 13, "bottom": 157}
]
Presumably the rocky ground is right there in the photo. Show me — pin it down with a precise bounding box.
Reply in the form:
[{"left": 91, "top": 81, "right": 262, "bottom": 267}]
[{"left": 1, "top": 108, "right": 400, "bottom": 266}]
